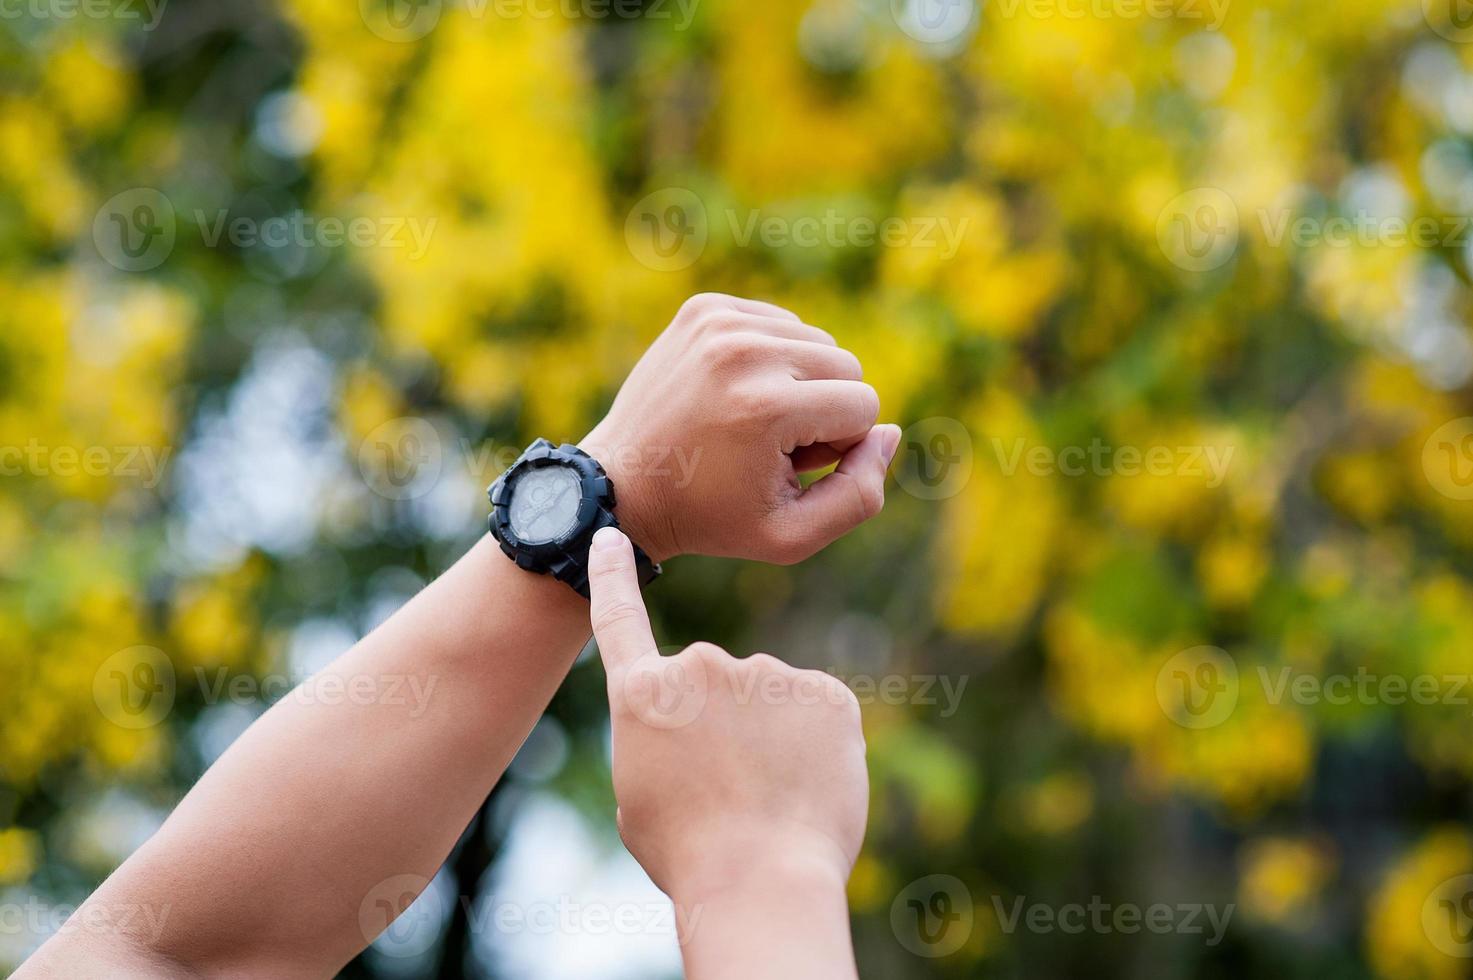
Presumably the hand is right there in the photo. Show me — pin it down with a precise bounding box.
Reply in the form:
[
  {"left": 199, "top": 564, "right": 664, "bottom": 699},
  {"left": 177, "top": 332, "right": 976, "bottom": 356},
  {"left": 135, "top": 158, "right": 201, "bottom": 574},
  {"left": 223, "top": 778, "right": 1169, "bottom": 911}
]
[
  {"left": 580, "top": 293, "right": 901, "bottom": 564},
  {"left": 587, "top": 526, "right": 869, "bottom": 908}
]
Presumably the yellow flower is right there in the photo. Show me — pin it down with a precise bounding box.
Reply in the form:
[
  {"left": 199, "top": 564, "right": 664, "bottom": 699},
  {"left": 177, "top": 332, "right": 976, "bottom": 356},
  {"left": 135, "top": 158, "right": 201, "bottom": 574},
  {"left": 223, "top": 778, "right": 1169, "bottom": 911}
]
[
  {"left": 339, "top": 366, "right": 406, "bottom": 445},
  {"left": 1367, "top": 829, "right": 1473, "bottom": 980},
  {"left": 881, "top": 184, "right": 1067, "bottom": 339},
  {"left": 42, "top": 39, "right": 134, "bottom": 133},
  {"left": 1002, "top": 772, "right": 1095, "bottom": 838},
  {"left": 0, "top": 828, "right": 41, "bottom": 886},
  {"left": 846, "top": 853, "right": 893, "bottom": 915},
  {"left": 711, "top": 0, "right": 947, "bottom": 199},
  {"left": 936, "top": 393, "right": 1060, "bottom": 638},
  {"left": 1239, "top": 837, "right": 1333, "bottom": 927},
  {"left": 172, "top": 584, "right": 255, "bottom": 671},
  {"left": 1198, "top": 532, "right": 1270, "bottom": 608},
  {"left": 1317, "top": 452, "right": 1398, "bottom": 526}
]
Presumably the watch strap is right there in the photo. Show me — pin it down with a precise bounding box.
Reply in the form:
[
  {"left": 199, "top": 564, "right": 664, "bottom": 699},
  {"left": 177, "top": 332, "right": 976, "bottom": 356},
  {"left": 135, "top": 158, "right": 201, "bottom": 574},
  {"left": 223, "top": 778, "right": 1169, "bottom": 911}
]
[{"left": 554, "top": 533, "right": 660, "bottom": 599}]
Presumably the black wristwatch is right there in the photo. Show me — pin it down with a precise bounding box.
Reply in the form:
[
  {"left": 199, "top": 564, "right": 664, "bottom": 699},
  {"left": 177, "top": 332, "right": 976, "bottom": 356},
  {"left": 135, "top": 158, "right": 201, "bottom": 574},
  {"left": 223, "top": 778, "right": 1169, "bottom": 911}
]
[{"left": 488, "top": 439, "right": 661, "bottom": 598}]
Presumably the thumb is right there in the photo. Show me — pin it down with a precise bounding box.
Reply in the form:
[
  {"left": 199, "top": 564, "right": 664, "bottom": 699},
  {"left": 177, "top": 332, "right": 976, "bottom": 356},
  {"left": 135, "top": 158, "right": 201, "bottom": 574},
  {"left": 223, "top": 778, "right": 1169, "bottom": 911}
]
[
  {"left": 782, "top": 424, "right": 900, "bottom": 552},
  {"left": 588, "top": 526, "right": 659, "bottom": 674}
]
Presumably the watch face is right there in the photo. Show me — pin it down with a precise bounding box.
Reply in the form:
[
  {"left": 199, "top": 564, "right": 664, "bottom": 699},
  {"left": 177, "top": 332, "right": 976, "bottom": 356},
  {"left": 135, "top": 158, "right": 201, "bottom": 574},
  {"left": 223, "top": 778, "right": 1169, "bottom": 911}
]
[{"left": 507, "top": 464, "right": 583, "bottom": 545}]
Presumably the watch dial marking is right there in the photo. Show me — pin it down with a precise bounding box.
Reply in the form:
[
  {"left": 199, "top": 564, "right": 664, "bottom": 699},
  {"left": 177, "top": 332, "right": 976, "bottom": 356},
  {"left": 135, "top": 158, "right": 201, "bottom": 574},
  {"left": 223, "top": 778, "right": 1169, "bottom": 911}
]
[{"left": 507, "top": 465, "right": 583, "bottom": 544}]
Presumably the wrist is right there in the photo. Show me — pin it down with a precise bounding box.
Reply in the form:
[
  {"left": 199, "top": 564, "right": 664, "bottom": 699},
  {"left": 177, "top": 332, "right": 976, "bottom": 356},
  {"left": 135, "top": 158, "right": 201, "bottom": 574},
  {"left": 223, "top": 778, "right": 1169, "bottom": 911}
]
[
  {"left": 669, "top": 847, "right": 857, "bottom": 975},
  {"left": 579, "top": 426, "right": 679, "bottom": 563},
  {"left": 667, "top": 842, "right": 852, "bottom": 910}
]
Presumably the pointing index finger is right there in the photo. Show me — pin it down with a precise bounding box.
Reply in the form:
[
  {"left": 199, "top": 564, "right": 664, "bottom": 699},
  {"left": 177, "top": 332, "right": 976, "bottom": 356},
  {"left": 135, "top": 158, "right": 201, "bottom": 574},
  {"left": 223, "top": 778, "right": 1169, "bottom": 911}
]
[{"left": 587, "top": 527, "right": 659, "bottom": 674}]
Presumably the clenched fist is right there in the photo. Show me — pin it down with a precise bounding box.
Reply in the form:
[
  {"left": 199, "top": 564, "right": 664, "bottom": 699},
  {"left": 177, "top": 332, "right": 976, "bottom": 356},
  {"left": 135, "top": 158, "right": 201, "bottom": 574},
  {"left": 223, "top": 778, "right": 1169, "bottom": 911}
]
[
  {"left": 581, "top": 293, "right": 900, "bottom": 564},
  {"left": 588, "top": 527, "right": 868, "bottom": 976}
]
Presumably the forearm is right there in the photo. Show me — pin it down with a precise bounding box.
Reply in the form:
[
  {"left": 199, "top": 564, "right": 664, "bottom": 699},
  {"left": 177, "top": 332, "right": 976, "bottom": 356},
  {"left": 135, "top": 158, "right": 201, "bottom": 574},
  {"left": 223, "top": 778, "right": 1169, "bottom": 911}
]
[
  {"left": 676, "top": 858, "right": 859, "bottom": 980},
  {"left": 19, "top": 292, "right": 885, "bottom": 980},
  {"left": 25, "top": 535, "right": 589, "bottom": 978}
]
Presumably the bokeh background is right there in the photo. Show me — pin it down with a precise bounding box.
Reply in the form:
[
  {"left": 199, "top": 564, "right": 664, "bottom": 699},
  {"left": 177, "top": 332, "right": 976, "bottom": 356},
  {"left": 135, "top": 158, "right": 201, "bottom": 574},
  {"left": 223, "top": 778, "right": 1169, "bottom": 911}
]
[{"left": 5, "top": 0, "right": 1473, "bottom": 976}]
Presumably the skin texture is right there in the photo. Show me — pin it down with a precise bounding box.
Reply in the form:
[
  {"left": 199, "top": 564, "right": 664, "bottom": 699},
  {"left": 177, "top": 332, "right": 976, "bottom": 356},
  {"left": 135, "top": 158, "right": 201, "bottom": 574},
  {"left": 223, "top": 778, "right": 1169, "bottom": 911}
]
[
  {"left": 588, "top": 526, "right": 868, "bottom": 980},
  {"left": 583, "top": 292, "right": 897, "bottom": 564},
  {"left": 17, "top": 293, "right": 897, "bottom": 979}
]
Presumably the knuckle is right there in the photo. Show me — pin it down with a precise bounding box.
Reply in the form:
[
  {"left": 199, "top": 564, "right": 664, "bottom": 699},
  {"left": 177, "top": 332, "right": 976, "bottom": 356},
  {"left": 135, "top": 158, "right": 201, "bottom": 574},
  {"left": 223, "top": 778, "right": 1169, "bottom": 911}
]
[
  {"left": 747, "top": 652, "right": 789, "bottom": 674},
  {"left": 854, "top": 474, "right": 885, "bottom": 520},
  {"left": 677, "top": 297, "right": 733, "bottom": 334},
  {"left": 706, "top": 332, "right": 765, "bottom": 370},
  {"left": 761, "top": 299, "right": 799, "bottom": 320},
  {"left": 788, "top": 667, "right": 857, "bottom": 711},
  {"left": 765, "top": 530, "right": 813, "bottom": 562},
  {"left": 856, "top": 382, "right": 881, "bottom": 422},
  {"left": 732, "top": 379, "right": 780, "bottom": 421},
  {"left": 681, "top": 641, "right": 729, "bottom": 667},
  {"left": 803, "top": 665, "right": 842, "bottom": 693},
  {"left": 704, "top": 311, "right": 751, "bottom": 332},
  {"left": 682, "top": 292, "right": 731, "bottom": 318},
  {"left": 761, "top": 526, "right": 812, "bottom": 566},
  {"left": 831, "top": 677, "right": 862, "bottom": 711},
  {"left": 592, "top": 600, "right": 644, "bottom": 634},
  {"left": 609, "top": 689, "right": 643, "bottom": 723}
]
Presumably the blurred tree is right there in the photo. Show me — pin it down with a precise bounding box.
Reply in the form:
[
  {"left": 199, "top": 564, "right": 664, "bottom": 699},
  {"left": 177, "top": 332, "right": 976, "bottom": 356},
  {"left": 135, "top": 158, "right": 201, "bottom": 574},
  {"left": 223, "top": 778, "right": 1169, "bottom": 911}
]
[{"left": 2, "top": 0, "right": 1473, "bottom": 976}]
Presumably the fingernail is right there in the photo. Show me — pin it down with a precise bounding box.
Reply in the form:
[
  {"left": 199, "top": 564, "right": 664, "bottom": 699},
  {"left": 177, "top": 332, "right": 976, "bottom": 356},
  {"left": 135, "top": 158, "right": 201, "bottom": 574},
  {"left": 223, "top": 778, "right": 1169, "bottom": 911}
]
[
  {"left": 880, "top": 425, "right": 902, "bottom": 466},
  {"left": 593, "top": 526, "right": 626, "bottom": 551}
]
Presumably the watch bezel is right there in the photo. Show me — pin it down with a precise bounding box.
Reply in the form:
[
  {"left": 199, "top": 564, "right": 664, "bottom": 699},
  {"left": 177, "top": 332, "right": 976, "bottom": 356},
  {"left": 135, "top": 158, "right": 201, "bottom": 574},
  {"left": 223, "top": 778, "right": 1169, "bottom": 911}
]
[{"left": 488, "top": 440, "right": 613, "bottom": 569}]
